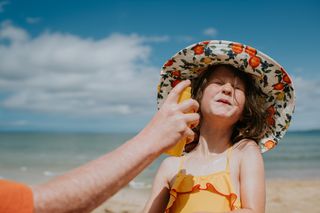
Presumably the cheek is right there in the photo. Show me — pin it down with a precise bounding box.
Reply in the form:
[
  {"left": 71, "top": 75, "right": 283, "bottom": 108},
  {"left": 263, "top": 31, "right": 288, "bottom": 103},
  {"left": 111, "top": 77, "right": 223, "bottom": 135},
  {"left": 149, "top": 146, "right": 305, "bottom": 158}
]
[
  {"left": 235, "top": 91, "right": 246, "bottom": 112},
  {"left": 200, "top": 85, "right": 218, "bottom": 107},
  {"left": 202, "top": 84, "right": 219, "bottom": 99}
]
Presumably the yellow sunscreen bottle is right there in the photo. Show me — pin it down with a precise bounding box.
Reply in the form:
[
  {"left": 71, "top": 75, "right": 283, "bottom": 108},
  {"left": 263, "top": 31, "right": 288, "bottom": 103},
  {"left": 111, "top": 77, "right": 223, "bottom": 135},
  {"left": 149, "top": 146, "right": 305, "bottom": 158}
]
[{"left": 165, "top": 86, "right": 192, "bottom": 156}]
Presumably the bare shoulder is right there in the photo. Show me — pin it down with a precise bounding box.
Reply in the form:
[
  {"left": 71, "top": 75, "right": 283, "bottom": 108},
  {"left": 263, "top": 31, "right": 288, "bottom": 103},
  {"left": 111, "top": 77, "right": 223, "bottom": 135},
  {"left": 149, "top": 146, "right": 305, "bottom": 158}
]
[
  {"left": 233, "top": 139, "right": 262, "bottom": 162},
  {"left": 158, "top": 156, "right": 182, "bottom": 180},
  {"left": 233, "top": 139, "right": 260, "bottom": 153}
]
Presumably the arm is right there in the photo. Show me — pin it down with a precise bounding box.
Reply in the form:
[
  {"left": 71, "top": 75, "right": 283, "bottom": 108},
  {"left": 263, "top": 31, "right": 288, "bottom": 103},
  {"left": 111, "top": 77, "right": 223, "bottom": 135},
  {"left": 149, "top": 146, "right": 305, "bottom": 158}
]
[
  {"left": 32, "top": 133, "right": 165, "bottom": 213},
  {"left": 229, "top": 141, "right": 266, "bottom": 213},
  {"left": 32, "top": 80, "right": 200, "bottom": 213},
  {"left": 143, "top": 157, "right": 176, "bottom": 213}
]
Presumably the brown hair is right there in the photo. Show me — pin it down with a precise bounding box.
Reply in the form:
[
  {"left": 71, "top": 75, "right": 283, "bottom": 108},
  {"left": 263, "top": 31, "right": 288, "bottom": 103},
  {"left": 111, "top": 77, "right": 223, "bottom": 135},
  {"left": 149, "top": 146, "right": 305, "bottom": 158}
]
[{"left": 185, "top": 64, "right": 268, "bottom": 152}]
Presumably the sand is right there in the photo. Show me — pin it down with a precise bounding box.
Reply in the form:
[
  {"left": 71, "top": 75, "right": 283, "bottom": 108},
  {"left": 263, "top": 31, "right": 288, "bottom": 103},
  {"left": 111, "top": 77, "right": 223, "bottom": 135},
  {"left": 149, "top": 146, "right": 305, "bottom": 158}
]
[
  {"left": 265, "top": 179, "right": 320, "bottom": 213},
  {"left": 92, "top": 187, "right": 149, "bottom": 213},
  {"left": 91, "top": 179, "right": 320, "bottom": 213}
]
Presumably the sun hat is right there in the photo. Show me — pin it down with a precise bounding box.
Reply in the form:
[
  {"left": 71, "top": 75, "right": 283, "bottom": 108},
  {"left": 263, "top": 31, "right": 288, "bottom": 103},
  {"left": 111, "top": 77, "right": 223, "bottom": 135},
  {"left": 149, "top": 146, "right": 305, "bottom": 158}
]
[{"left": 157, "top": 40, "right": 295, "bottom": 153}]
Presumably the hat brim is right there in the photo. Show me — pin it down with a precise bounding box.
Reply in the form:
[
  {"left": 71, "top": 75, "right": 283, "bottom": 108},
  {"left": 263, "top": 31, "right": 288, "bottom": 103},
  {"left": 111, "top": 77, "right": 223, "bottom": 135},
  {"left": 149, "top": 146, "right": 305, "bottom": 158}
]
[{"left": 157, "top": 40, "right": 295, "bottom": 153}]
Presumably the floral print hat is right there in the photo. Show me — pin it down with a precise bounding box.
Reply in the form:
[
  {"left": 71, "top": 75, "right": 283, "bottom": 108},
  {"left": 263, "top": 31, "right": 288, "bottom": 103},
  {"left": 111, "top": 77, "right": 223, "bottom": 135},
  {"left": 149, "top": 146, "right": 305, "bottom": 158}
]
[{"left": 157, "top": 40, "right": 295, "bottom": 153}]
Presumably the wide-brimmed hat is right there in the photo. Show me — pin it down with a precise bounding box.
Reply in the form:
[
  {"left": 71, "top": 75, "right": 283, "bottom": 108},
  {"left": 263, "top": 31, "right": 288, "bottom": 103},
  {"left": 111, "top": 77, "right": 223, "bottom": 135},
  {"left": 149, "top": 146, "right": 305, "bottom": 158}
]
[{"left": 157, "top": 40, "right": 295, "bottom": 153}]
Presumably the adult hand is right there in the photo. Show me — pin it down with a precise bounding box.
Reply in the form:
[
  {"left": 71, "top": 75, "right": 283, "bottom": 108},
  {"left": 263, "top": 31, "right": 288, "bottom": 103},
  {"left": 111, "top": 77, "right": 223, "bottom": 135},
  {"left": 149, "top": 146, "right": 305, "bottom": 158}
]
[{"left": 140, "top": 80, "right": 200, "bottom": 154}]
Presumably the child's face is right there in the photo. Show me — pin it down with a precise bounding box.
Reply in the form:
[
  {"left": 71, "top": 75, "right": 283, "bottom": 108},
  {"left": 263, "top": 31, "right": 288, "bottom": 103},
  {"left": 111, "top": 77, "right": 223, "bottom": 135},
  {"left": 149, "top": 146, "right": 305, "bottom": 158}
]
[{"left": 200, "top": 66, "right": 246, "bottom": 125}]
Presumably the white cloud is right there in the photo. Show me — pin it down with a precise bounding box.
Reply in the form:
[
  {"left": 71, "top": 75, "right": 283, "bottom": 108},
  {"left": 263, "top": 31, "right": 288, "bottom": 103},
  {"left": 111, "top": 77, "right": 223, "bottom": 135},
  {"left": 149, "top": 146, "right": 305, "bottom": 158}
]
[
  {"left": 0, "top": 22, "right": 160, "bottom": 117},
  {"left": 26, "top": 17, "right": 41, "bottom": 24},
  {"left": 0, "top": 20, "right": 29, "bottom": 42},
  {"left": 289, "top": 76, "right": 320, "bottom": 130},
  {"left": 0, "top": 0, "right": 9, "bottom": 13},
  {"left": 203, "top": 27, "right": 218, "bottom": 37}
]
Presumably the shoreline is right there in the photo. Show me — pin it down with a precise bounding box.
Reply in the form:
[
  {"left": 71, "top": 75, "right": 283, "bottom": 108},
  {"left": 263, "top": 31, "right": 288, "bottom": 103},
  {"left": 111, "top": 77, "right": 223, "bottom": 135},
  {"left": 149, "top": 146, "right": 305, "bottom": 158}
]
[{"left": 91, "top": 178, "right": 320, "bottom": 213}]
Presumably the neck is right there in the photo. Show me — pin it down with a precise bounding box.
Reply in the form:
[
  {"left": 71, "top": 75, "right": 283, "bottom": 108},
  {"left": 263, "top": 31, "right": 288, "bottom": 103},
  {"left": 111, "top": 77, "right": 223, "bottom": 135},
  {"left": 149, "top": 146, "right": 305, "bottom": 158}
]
[{"left": 193, "top": 117, "right": 233, "bottom": 157}]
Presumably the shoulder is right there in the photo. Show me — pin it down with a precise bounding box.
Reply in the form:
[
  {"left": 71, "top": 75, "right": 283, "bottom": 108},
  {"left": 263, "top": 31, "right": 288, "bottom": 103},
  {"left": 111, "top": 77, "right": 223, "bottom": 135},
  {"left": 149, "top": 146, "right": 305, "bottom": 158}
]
[
  {"left": 158, "top": 156, "right": 182, "bottom": 180},
  {"left": 233, "top": 139, "right": 260, "bottom": 154},
  {"left": 233, "top": 139, "right": 263, "bottom": 163},
  {"left": 160, "top": 156, "right": 180, "bottom": 170}
]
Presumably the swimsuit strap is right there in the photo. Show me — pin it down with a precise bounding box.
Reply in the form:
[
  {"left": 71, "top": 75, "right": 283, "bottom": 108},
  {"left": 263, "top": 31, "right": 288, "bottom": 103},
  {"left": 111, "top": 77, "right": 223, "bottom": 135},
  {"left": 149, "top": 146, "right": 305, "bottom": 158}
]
[
  {"left": 225, "top": 146, "right": 233, "bottom": 172},
  {"left": 178, "top": 155, "right": 186, "bottom": 174}
]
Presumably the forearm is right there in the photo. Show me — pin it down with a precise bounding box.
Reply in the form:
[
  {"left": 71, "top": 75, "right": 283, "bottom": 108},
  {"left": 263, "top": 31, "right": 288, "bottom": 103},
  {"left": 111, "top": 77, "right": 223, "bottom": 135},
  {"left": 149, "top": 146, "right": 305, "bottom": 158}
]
[{"left": 32, "top": 132, "right": 162, "bottom": 213}]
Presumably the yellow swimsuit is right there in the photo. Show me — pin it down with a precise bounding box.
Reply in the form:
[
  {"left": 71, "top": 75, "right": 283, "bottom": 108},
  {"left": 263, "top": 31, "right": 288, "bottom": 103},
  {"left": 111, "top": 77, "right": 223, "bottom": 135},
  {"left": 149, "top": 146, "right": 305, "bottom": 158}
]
[{"left": 165, "top": 147, "right": 241, "bottom": 213}]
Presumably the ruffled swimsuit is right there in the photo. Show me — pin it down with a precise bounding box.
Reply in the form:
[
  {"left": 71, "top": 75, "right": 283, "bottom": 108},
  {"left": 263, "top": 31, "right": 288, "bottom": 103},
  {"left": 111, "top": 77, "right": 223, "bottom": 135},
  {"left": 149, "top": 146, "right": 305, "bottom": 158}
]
[{"left": 165, "top": 147, "right": 241, "bottom": 212}]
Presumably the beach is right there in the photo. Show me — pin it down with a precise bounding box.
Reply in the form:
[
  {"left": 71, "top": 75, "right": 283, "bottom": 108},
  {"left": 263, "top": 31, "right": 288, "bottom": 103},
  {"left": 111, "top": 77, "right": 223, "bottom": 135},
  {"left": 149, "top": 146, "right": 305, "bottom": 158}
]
[{"left": 92, "top": 179, "right": 320, "bottom": 213}]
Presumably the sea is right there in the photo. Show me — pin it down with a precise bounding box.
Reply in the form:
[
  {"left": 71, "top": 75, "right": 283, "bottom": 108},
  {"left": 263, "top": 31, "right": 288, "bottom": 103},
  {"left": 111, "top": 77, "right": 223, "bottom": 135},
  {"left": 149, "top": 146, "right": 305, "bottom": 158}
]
[{"left": 0, "top": 131, "right": 320, "bottom": 189}]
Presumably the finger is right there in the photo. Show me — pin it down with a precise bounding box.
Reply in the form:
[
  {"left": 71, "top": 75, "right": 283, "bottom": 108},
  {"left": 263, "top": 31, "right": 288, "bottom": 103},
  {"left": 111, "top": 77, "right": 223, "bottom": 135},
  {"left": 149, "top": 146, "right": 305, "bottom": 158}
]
[
  {"left": 178, "top": 98, "right": 199, "bottom": 114},
  {"left": 165, "top": 80, "right": 191, "bottom": 103},
  {"left": 184, "top": 127, "right": 195, "bottom": 144},
  {"left": 183, "top": 113, "right": 200, "bottom": 128}
]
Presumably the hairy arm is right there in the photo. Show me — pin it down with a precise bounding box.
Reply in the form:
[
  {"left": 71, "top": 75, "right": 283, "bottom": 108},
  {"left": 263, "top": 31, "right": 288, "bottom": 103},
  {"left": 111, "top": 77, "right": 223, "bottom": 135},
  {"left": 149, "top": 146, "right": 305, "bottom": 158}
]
[{"left": 32, "top": 133, "right": 164, "bottom": 213}]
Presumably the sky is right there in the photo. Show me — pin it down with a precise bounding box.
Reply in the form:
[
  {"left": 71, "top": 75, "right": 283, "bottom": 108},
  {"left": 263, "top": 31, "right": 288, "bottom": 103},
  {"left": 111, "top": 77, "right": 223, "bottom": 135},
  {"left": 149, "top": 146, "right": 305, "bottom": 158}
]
[{"left": 0, "top": 0, "right": 319, "bottom": 132}]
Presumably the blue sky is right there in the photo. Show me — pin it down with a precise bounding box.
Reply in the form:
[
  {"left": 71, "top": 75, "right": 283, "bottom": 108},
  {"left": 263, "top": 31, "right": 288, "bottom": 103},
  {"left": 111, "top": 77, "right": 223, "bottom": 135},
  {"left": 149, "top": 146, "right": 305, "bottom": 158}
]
[{"left": 0, "top": 0, "right": 319, "bottom": 132}]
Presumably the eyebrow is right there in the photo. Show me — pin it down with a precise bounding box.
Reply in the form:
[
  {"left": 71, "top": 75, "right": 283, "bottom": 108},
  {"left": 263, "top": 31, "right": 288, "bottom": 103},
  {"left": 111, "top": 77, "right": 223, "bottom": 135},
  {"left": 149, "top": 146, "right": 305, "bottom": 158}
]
[{"left": 210, "top": 76, "right": 245, "bottom": 87}]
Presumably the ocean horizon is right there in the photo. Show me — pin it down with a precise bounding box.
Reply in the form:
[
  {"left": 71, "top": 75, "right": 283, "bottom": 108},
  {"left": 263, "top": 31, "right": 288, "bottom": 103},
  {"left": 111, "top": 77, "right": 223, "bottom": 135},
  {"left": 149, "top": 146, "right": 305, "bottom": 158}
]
[{"left": 1, "top": 130, "right": 319, "bottom": 188}]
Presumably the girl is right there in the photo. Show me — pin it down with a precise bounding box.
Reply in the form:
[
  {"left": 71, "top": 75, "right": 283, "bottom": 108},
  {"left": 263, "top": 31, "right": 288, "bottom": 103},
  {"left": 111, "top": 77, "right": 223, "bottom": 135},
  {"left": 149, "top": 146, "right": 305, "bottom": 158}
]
[{"left": 144, "top": 40, "right": 295, "bottom": 213}]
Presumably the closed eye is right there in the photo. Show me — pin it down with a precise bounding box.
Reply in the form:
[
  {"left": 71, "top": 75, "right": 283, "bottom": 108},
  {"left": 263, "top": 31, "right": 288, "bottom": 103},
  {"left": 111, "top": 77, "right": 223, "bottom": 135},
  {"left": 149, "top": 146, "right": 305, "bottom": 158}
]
[
  {"left": 234, "top": 85, "right": 245, "bottom": 91},
  {"left": 212, "top": 80, "right": 223, "bottom": 85}
]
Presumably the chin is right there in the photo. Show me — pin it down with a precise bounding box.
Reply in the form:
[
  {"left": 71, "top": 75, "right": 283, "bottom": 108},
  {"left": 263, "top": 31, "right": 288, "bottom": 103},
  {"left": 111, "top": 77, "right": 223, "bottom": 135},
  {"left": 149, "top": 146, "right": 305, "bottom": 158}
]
[
  {"left": 211, "top": 107, "right": 233, "bottom": 116},
  {"left": 210, "top": 106, "right": 240, "bottom": 121},
  {"left": 212, "top": 112, "right": 235, "bottom": 119}
]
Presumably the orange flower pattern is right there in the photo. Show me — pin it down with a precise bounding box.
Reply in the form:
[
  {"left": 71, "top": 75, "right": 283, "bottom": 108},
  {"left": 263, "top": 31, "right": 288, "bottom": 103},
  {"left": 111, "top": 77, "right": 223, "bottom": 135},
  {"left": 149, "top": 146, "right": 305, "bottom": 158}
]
[
  {"left": 171, "top": 70, "right": 181, "bottom": 77},
  {"left": 157, "top": 40, "right": 295, "bottom": 153},
  {"left": 245, "top": 46, "right": 257, "bottom": 57},
  {"left": 171, "top": 79, "right": 182, "bottom": 88},
  {"left": 192, "top": 44, "right": 205, "bottom": 55},
  {"left": 231, "top": 43, "right": 243, "bottom": 54},
  {"left": 273, "top": 83, "right": 284, "bottom": 90},
  {"left": 164, "top": 59, "right": 174, "bottom": 67},
  {"left": 249, "top": 56, "right": 261, "bottom": 68},
  {"left": 264, "top": 140, "right": 276, "bottom": 150}
]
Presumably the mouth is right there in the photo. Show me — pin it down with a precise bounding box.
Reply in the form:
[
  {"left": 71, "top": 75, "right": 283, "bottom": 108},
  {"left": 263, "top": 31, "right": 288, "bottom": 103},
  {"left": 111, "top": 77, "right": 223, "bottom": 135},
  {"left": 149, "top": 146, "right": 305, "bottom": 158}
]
[{"left": 216, "top": 99, "right": 232, "bottom": 105}]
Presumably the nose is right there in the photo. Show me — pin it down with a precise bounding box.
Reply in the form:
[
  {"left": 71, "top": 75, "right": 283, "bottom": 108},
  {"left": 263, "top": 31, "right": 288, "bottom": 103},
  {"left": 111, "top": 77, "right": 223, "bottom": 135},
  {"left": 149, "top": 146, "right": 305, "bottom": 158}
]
[{"left": 222, "top": 83, "right": 233, "bottom": 96}]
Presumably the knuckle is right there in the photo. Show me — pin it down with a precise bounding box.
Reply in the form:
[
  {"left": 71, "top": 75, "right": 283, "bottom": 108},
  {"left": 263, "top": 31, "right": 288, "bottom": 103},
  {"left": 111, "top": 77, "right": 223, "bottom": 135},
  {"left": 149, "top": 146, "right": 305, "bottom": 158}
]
[
  {"left": 189, "top": 100, "right": 199, "bottom": 112},
  {"left": 194, "top": 101, "right": 200, "bottom": 109},
  {"left": 188, "top": 129, "right": 195, "bottom": 136},
  {"left": 163, "top": 105, "right": 178, "bottom": 116},
  {"left": 176, "top": 124, "right": 186, "bottom": 133},
  {"left": 176, "top": 118, "right": 187, "bottom": 130}
]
